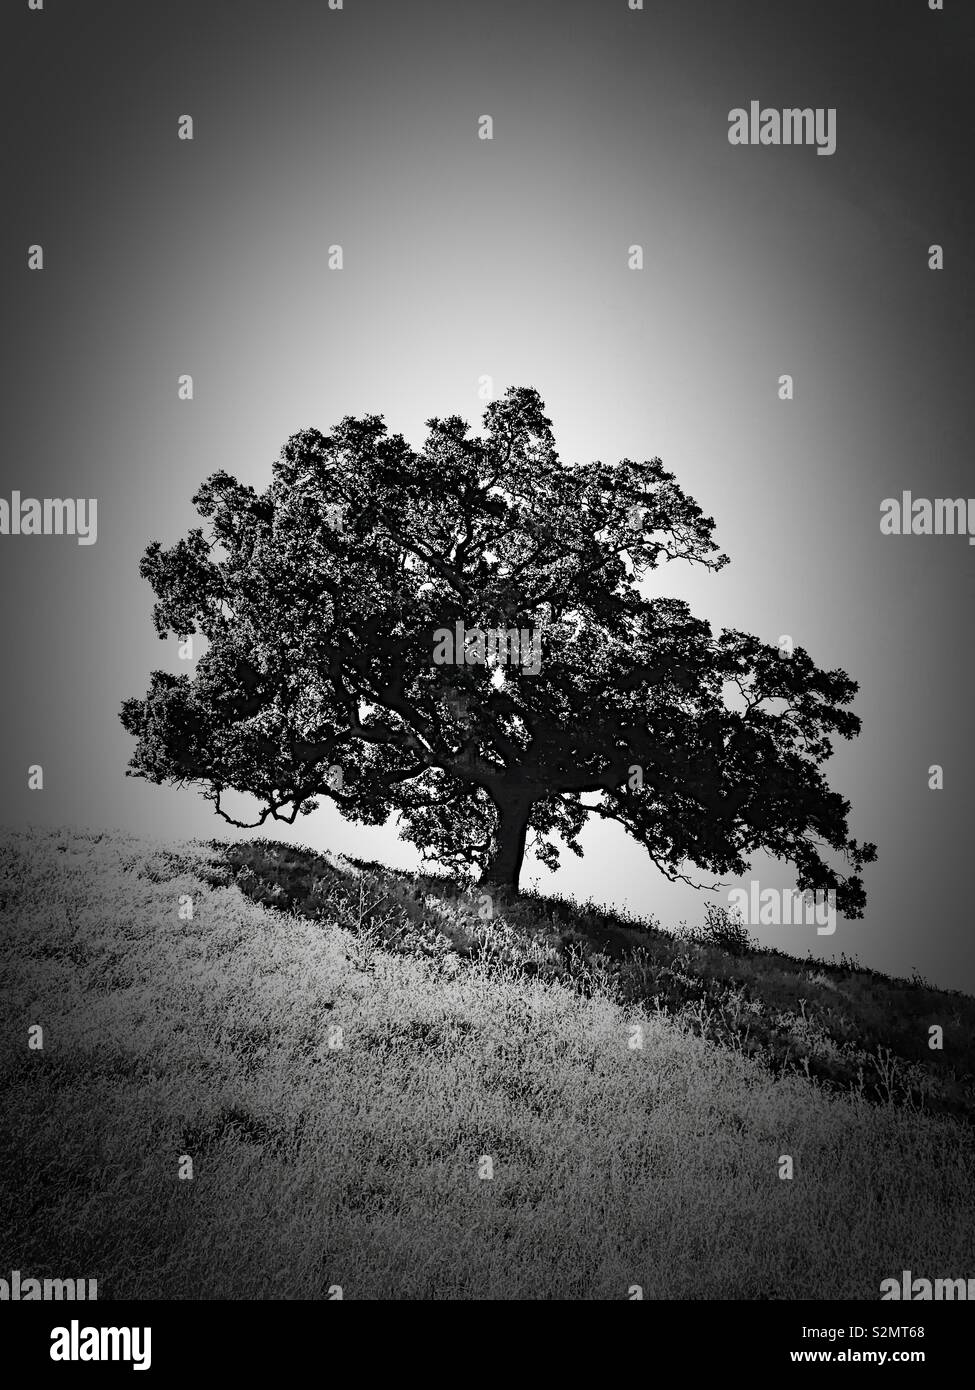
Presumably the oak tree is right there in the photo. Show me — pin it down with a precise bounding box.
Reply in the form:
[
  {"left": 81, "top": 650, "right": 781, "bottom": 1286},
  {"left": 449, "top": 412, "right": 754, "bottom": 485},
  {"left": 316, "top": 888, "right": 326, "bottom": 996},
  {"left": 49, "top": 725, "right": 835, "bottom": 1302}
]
[{"left": 121, "top": 387, "right": 875, "bottom": 909}]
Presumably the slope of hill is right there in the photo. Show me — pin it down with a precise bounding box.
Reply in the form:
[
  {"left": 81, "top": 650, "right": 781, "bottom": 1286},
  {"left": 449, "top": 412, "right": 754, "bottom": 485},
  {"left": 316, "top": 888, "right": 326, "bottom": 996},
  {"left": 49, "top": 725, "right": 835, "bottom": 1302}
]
[{"left": 1, "top": 827, "right": 973, "bottom": 1300}]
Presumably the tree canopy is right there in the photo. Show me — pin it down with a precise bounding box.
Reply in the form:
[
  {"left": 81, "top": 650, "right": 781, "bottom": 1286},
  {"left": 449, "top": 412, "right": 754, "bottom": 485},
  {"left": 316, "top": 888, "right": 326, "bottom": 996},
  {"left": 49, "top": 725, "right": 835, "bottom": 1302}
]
[{"left": 121, "top": 387, "right": 875, "bottom": 910}]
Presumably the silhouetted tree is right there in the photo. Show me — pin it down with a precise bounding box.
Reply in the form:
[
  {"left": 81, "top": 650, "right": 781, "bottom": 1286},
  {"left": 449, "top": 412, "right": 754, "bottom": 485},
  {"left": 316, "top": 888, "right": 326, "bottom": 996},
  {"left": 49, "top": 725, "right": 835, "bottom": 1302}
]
[{"left": 121, "top": 387, "right": 875, "bottom": 910}]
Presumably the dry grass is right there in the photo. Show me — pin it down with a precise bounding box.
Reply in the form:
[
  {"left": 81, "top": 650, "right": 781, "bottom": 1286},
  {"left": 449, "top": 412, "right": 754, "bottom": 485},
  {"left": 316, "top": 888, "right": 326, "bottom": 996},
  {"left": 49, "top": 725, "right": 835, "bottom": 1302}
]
[{"left": 1, "top": 827, "right": 972, "bottom": 1299}]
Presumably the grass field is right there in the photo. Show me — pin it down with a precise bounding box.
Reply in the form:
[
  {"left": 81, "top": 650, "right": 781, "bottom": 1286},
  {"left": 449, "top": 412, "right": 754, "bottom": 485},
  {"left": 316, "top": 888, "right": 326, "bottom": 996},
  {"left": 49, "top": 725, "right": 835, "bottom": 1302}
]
[{"left": 1, "top": 826, "right": 973, "bottom": 1299}]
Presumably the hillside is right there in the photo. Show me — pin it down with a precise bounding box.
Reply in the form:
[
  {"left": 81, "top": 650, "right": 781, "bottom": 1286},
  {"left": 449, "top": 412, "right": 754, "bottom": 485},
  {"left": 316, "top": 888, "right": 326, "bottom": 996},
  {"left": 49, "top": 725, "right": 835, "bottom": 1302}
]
[{"left": 1, "top": 827, "right": 973, "bottom": 1300}]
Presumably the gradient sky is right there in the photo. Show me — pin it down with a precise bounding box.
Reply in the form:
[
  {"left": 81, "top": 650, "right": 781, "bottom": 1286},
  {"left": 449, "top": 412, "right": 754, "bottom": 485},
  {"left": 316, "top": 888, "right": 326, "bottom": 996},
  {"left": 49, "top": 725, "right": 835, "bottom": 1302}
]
[{"left": 2, "top": 0, "right": 974, "bottom": 990}]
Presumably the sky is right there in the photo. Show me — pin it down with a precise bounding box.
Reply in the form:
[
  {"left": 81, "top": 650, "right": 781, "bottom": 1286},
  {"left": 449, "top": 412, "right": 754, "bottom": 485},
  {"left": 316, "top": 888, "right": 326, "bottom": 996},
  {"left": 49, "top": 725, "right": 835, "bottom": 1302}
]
[{"left": 2, "top": 0, "right": 974, "bottom": 990}]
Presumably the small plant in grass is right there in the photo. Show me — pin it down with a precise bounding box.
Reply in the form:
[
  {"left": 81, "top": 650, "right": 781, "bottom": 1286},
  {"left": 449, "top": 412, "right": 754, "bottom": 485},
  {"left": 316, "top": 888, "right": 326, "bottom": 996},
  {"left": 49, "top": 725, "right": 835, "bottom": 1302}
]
[{"left": 691, "top": 903, "right": 755, "bottom": 957}]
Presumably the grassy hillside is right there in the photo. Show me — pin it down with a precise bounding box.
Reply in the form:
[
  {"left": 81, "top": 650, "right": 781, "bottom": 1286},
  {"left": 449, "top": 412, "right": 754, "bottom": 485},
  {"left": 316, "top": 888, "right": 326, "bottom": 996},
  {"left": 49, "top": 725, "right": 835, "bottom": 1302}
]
[{"left": 1, "top": 827, "right": 973, "bottom": 1300}]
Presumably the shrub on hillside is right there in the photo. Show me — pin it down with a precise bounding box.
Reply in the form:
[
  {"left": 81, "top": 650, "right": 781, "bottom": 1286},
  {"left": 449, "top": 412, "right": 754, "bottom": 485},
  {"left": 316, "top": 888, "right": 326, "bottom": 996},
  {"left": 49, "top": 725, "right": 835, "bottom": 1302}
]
[{"left": 685, "top": 904, "right": 755, "bottom": 957}]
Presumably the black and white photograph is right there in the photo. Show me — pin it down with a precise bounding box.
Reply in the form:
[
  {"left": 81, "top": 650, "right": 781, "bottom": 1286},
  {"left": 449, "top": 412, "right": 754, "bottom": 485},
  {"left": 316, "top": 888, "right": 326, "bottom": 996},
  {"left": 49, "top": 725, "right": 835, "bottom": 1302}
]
[{"left": 1, "top": 0, "right": 973, "bottom": 1362}]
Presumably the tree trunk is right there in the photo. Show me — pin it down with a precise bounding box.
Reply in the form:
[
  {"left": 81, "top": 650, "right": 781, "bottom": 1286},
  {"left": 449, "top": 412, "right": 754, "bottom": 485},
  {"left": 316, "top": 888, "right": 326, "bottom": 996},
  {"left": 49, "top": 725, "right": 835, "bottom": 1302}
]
[{"left": 478, "top": 792, "right": 534, "bottom": 894}]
